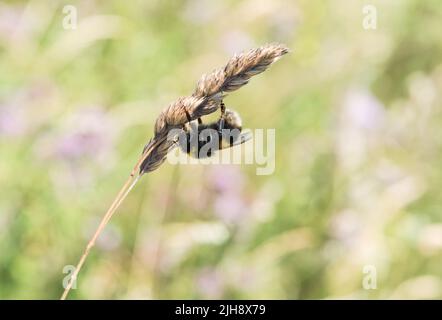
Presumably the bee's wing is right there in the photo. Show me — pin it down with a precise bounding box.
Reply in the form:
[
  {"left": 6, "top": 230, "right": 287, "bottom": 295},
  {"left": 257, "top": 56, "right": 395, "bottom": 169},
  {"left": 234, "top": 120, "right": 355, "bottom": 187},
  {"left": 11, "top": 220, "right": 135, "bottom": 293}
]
[{"left": 220, "top": 130, "right": 252, "bottom": 150}]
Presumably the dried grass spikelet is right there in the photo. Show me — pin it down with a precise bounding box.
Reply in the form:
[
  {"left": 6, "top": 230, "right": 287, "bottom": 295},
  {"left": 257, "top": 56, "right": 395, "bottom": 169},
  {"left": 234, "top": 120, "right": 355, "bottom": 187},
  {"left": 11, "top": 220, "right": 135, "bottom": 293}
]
[
  {"left": 142, "top": 43, "right": 289, "bottom": 174},
  {"left": 61, "top": 43, "right": 289, "bottom": 300},
  {"left": 154, "top": 43, "right": 289, "bottom": 137},
  {"left": 194, "top": 43, "right": 289, "bottom": 97}
]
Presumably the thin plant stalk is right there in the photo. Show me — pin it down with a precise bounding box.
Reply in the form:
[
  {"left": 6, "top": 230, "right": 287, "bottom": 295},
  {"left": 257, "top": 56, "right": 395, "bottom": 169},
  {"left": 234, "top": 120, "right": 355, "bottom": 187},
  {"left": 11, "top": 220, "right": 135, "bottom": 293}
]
[{"left": 60, "top": 150, "right": 150, "bottom": 300}]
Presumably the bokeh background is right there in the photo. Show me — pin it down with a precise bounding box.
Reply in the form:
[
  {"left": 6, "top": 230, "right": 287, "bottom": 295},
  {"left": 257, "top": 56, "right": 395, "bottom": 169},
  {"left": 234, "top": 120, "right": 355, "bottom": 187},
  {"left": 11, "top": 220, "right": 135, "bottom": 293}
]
[{"left": 1, "top": 0, "right": 442, "bottom": 299}]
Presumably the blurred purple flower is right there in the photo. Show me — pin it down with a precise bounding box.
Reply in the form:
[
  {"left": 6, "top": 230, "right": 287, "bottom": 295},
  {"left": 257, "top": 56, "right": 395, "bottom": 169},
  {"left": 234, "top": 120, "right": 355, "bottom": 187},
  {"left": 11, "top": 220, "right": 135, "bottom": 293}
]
[
  {"left": 0, "top": 80, "right": 56, "bottom": 138},
  {"left": 57, "top": 131, "right": 106, "bottom": 159},
  {"left": 329, "top": 209, "right": 361, "bottom": 247},
  {"left": 53, "top": 107, "right": 114, "bottom": 162},
  {"left": 0, "top": 103, "right": 26, "bottom": 137},
  {"left": 343, "top": 88, "right": 385, "bottom": 131},
  {"left": 196, "top": 268, "right": 224, "bottom": 299},
  {"left": 207, "top": 165, "right": 244, "bottom": 194},
  {"left": 207, "top": 166, "right": 249, "bottom": 224},
  {"left": 0, "top": 4, "right": 22, "bottom": 41},
  {"left": 214, "top": 193, "right": 247, "bottom": 224},
  {"left": 337, "top": 88, "right": 386, "bottom": 169}
]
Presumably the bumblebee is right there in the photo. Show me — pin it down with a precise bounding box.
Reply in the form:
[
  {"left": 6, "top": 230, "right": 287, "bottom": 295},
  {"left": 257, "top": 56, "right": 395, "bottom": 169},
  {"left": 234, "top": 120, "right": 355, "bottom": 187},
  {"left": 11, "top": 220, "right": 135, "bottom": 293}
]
[{"left": 178, "top": 102, "right": 251, "bottom": 158}]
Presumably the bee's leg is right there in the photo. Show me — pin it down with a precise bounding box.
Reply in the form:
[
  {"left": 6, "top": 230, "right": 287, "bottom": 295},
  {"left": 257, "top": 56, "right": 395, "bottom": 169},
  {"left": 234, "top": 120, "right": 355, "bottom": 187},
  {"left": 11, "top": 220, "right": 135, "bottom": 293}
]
[
  {"left": 179, "top": 109, "right": 193, "bottom": 148},
  {"left": 184, "top": 108, "right": 192, "bottom": 123},
  {"left": 171, "top": 108, "right": 192, "bottom": 154},
  {"left": 220, "top": 101, "right": 226, "bottom": 114},
  {"left": 218, "top": 101, "right": 226, "bottom": 130},
  {"left": 216, "top": 101, "right": 226, "bottom": 149},
  {"left": 175, "top": 124, "right": 192, "bottom": 155}
]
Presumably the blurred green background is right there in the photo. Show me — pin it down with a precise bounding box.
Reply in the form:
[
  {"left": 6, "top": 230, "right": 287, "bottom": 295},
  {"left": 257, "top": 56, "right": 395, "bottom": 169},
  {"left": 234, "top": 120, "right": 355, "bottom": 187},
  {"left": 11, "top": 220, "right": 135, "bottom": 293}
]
[{"left": 1, "top": 0, "right": 442, "bottom": 299}]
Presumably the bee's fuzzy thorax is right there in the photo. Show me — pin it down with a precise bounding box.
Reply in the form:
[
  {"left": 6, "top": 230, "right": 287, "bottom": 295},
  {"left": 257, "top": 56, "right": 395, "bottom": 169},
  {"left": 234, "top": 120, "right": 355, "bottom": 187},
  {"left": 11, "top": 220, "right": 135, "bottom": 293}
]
[{"left": 222, "top": 109, "right": 242, "bottom": 129}]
